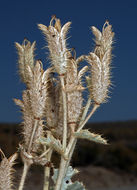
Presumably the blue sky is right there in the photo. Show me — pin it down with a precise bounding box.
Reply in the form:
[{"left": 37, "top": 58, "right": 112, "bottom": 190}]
[{"left": 0, "top": 0, "right": 137, "bottom": 123}]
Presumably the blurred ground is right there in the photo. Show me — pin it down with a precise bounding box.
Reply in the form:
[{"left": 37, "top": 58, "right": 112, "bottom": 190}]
[
  {"left": 76, "top": 165, "right": 137, "bottom": 190},
  {"left": 1, "top": 121, "right": 137, "bottom": 189},
  {"left": 15, "top": 165, "right": 137, "bottom": 190}
]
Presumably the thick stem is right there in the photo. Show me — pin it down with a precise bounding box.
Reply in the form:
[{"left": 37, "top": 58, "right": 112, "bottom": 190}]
[
  {"left": 55, "top": 136, "right": 77, "bottom": 190},
  {"left": 54, "top": 157, "right": 68, "bottom": 190},
  {"left": 28, "top": 119, "right": 39, "bottom": 153},
  {"left": 19, "top": 119, "right": 39, "bottom": 190},
  {"left": 60, "top": 76, "right": 67, "bottom": 149},
  {"left": 55, "top": 139, "right": 77, "bottom": 190},
  {"left": 18, "top": 163, "right": 30, "bottom": 190},
  {"left": 55, "top": 76, "right": 68, "bottom": 190},
  {"left": 43, "top": 149, "right": 53, "bottom": 190}
]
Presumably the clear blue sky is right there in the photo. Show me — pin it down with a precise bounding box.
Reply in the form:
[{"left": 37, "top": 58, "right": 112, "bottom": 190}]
[{"left": 0, "top": 0, "right": 137, "bottom": 123}]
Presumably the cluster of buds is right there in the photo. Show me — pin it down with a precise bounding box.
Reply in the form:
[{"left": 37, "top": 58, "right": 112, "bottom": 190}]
[
  {"left": 13, "top": 16, "right": 114, "bottom": 190},
  {"left": 15, "top": 41, "right": 51, "bottom": 167}
]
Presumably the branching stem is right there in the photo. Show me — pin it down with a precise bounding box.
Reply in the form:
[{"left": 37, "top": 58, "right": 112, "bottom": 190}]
[
  {"left": 28, "top": 119, "right": 39, "bottom": 153},
  {"left": 66, "top": 97, "right": 92, "bottom": 155},
  {"left": 19, "top": 119, "right": 39, "bottom": 190},
  {"left": 62, "top": 103, "right": 99, "bottom": 183},
  {"left": 77, "top": 104, "right": 99, "bottom": 132},
  {"left": 80, "top": 97, "right": 91, "bottom": 125}
]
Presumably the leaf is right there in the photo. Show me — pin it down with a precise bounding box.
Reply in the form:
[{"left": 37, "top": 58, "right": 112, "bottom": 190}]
[
  {"left": 74, "top": 130, "right": 107, "bottom": 145},
  {"left": 67, "top": 181, "right": 86, "bottom": 190},
  {"left": 52, "top": 166, "right": 79, "bottom": 190},
  {"left": 40, "top": 135, "right": 67, "bottom": 159}
]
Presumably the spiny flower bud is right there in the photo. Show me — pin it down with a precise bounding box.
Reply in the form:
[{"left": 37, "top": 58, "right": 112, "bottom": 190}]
[
  {"left": 87, "top": 21, "right": 114, "bottom": 104},
  {"left": 66, "top": 57, "right": 88, "bottom": 128},
  {"left": 91, "top": 21, "right": 114, "bottom": 60},
  {"left": 38, "top": 16, "right": 71, "bottom": 75},
  {"left": 86, "top": 52, "right": 111, "bottom": 104},
  {"left": 14, "top": 91, "right": 45, "bottom": 152},
  {"left": 15, "top": 39, "right": 36, "bottom": 84},
  {"left": 0, "top": 152, "right": 17, "bottom": 190},
  {"left": 27, "top": 60, "right": 50, "bottom": 119}
]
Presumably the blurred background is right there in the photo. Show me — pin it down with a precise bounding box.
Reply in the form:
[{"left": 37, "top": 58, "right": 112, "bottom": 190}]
[{"left": 0, "top": 0, "right": 137, "bottom": 189}]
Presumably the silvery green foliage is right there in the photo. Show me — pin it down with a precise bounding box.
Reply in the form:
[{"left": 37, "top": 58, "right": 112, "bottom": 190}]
[
  {"left": 52, "top": 166, "right": 86, "bottom": 190},
  {"left": 67, "top": 181, "right": 86, "bottom": 190},
  {"left": 74, "top": 129, "right": 107, "bottom": 145},
  {"left": 40, "top": 135, "right": 64, "bottom": 156}
]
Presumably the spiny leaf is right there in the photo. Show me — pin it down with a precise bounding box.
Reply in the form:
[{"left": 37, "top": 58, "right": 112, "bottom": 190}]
[
  {"left": 74, "top": 130, "right": 107, "bottom": 145},
  {"left": 40, "top": 135, "right": 67, "bottom": 159}
]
